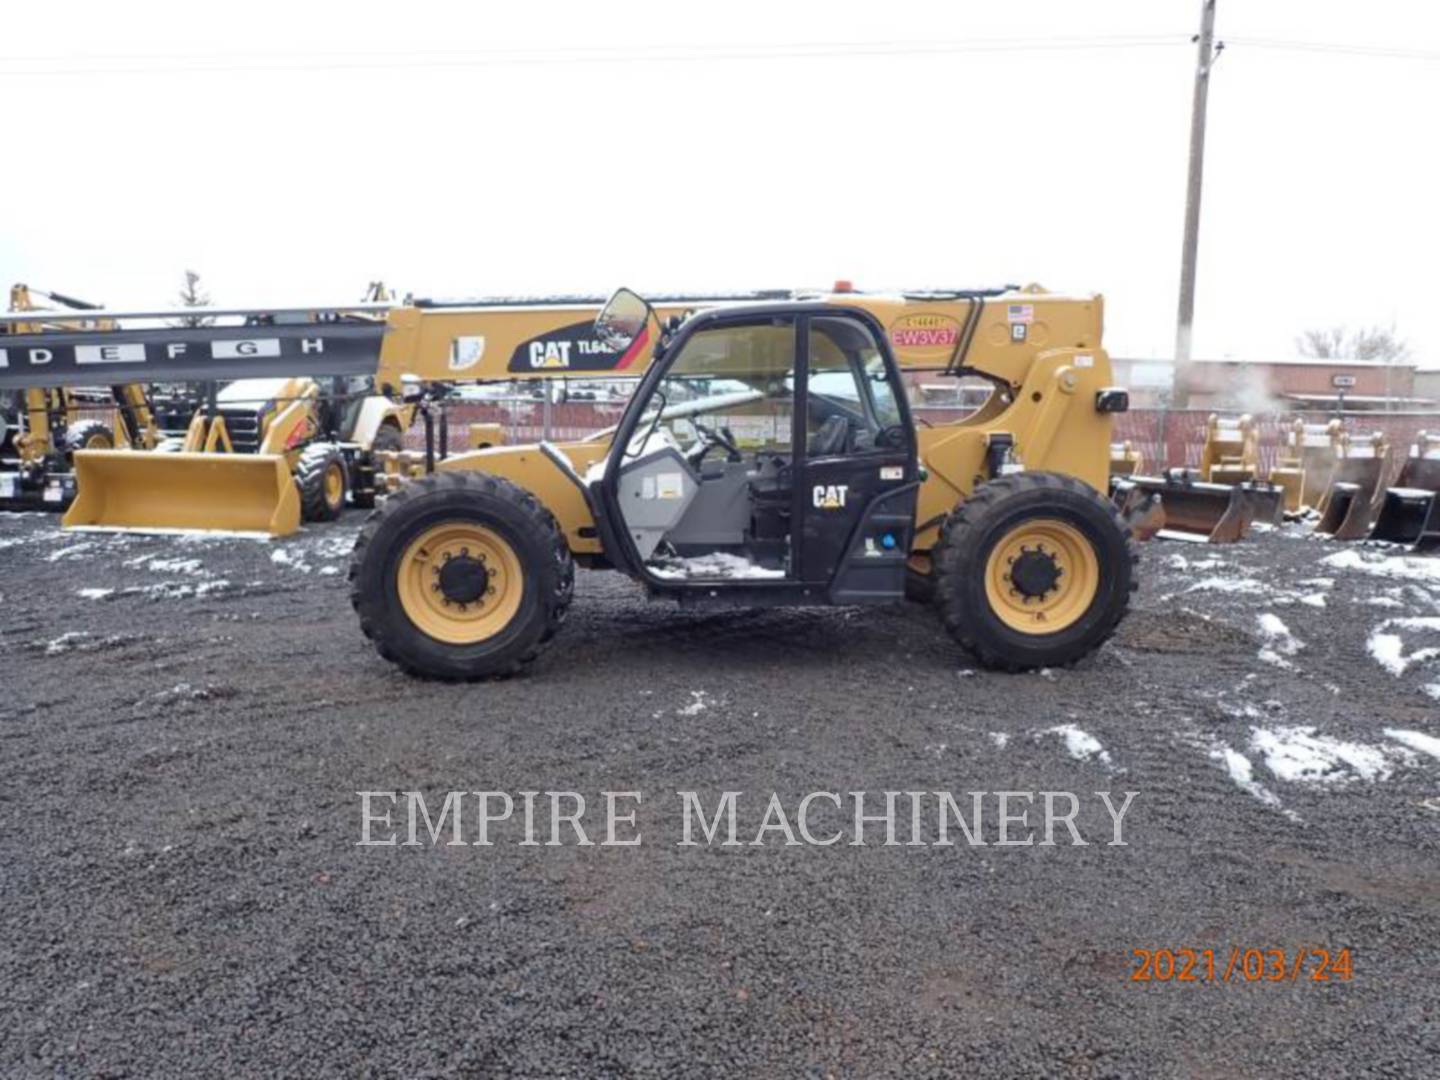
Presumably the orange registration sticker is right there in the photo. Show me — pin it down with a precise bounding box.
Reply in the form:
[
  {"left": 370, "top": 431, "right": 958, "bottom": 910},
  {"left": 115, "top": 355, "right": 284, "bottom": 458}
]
[{"left": 1130, "top": 947, "right": 1353, "bottom": 984}]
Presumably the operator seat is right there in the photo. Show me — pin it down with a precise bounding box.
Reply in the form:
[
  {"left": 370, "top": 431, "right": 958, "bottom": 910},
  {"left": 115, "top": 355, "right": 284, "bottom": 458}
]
[{"left": 808, "top": 415, "right": 850, "bottom": 457}]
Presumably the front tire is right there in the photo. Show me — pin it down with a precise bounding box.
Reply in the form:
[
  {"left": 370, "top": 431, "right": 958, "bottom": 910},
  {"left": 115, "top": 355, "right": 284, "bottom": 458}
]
[
  {"left": 66, "top": 419, "right": 115, "bottom": 452},
  {"left": 349, "top": 471, "right": 574, "bottom": 679},
  {"left": 934, "top": 472, "right": 1136, "bottom": 671},
  {"left": 296, "top": 443, "right": 347, "bottom": 522}
]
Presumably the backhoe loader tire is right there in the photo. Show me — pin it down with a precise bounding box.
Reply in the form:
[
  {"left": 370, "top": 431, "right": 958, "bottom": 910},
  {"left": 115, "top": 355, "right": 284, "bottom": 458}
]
[
  {"left": 349, "top": 471, "right": 574, "bottom": 679},
  {"left": 297, "top": 443, "right": 347, "bottom": 522},
  {"left": 66, "top": 420, "right": 115, "bottom": 452},
  {"left": 351, "top": 423, "right": 405, "bottom": 510},
  {"left": 934, "top": 471, "right": 1135, "bottom": 671}
]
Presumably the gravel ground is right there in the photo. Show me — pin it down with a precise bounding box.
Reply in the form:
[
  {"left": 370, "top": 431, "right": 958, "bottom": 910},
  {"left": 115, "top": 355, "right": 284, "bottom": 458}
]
[{"left": 2, "top": 511, "right": 1438, "bottom": 1077}]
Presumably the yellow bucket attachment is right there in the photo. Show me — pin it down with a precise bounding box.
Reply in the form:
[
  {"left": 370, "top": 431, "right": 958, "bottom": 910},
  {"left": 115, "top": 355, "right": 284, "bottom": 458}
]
[
  {"left": 1112, "top": 471, "right": 1283, "bottom": 544},
  {"left": 64, "top": 450, "right": 302, "bottom": 537}
]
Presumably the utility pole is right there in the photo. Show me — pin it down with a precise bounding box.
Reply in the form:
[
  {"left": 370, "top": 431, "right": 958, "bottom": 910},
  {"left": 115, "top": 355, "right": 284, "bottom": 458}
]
[{"left": 1173, "top": 0, "right": 1220, "bottom": 408}]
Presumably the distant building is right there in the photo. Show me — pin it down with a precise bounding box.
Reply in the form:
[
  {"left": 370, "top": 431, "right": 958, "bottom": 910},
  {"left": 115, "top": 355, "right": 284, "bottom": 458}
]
[{"left": 1113, "top": 356, "right": 1435, "bottom": 413}]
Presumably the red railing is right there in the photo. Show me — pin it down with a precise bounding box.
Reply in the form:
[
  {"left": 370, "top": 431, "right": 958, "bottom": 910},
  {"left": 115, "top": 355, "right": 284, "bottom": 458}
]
[
  {"left": 1111, "top": 410, "right": 1438, "bottom": 474},
  {"left": 404, "top": 400, "right": 1440, "bottom": 469}
]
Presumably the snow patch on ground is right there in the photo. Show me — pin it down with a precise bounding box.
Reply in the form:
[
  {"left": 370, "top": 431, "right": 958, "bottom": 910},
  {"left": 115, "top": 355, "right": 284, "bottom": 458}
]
[
  {"left": 1385, "top": 728, "right": 1440, "bottom": 760},
  {"left": 1361, "top": 595, "right": 1405, "bottom": 608},
  {"left": 1167, "top": 554, "right": 1225, "bottom": 571},
  {"left": 1250, "top": 726, "right": 1395, "bottom": 784},
  {"left": 76, "top": 587, "right": 114, "bottom": 600},
  {"left": 648, "top": 552, "right": 786, "bottom": 580},
  {"left": 1256, "top": 613, "right": 1303, "bottom": 668},
  {"left": 1047, "top": 724, "right": 1112, "bottom": 767},
  {"left": 1321, "top": 548, "right": 1440, "bottom": 584},
  {"left": 989, "top": 732, "right": 1010, "bottom": 749},
  {"left": 1365, "top": 617, "right": 1440, "bottom": 677},
  {"left": 46, "top": 542, "right": 95, "bottom": 563},
  {"left": 1206, "top": 741, "right": 1295, "bottom": 820},
  {"left": 1184, "top": 576, "right": 1266, "bottom": 595},
  {"left": 676, "top": 691, "right": 709, "bottom": 717},
  {"left": 124, "top": 555, "right": 207, "bottom": 576},
  {"left": 45, "top": 632, "right": 90, "bottom": 655},
  {"left": 122, "top": 579, "right": 233, "bottom": 601},
  {"left": 271, "top": 547, "right": 313, "bottom": 573}
]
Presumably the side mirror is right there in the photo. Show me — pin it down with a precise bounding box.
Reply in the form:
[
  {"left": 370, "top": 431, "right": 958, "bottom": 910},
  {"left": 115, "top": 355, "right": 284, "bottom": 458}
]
[{"left": 595, "top": 287, "right": 652, "bottom": 352}]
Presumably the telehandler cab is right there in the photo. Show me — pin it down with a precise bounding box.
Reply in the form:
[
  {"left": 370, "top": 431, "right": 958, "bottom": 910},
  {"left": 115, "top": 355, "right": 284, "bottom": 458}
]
[{"left": 349, "top": 287, "right": 1137, "bottom": 677}]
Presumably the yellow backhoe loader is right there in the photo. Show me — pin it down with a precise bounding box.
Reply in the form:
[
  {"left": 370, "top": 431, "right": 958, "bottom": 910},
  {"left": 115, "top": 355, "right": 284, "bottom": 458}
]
[
  {"left": 12, "top": 281, "right": 1135, "bottom": 673},
  {"left": 1, "top": 285, "right": 160, "bottom": 509},
  {"left": 67, "top": 373, "right": 414, "bottom": 534}
]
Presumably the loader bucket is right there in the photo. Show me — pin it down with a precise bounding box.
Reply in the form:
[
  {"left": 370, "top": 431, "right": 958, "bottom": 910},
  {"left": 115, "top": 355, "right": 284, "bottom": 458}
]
[
  {"left": 1368, "top": 487, "right": 1440, "bottom": 550},
  {"left": 1367, "top": 458, "right": 1440, "bottom": 549},
  {"left": 1315, "top": 458, "right": 1387, "bottom": 540},
  {"left": 1109, "top": 472, "right": 1256, "bottom": 543},
  {"left": 64, "top": 450, "right": 302, "bottom": 537}
]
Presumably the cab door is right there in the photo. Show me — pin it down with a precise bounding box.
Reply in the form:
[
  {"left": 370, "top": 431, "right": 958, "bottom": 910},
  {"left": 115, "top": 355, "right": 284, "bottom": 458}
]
[{"left": 797, "top": 314, "right": 919, "bottom": 603}]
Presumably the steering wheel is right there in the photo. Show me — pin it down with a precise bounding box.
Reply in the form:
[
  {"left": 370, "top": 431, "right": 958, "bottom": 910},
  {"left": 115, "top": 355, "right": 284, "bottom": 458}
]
[
  {"left": 874, "top": 424, "right": 908, "bottom": 450},
  {"left": 692, "top": 421, "right": 743, "bottom": 465}
]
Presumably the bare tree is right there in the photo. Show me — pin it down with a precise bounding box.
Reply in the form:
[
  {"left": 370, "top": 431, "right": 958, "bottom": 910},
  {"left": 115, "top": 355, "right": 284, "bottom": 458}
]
[
  {"left": 174, "top": 270, "right": 213, "bottom": 328},
  {"left": 1295, "top": 326, "right": 1347, "bottom": 359},
  {"left": 1295, "top": 324, "right": 1408, "bottom": 362},
  {"left": 1296, "top": 324, "right": 1410, "bottom": 411}
]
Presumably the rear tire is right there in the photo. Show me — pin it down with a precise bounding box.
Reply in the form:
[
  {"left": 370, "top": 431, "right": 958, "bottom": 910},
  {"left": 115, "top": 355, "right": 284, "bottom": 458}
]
[
  {"left": 351, "top": 423, "right": 405, "bottom": 510},
  {"left": 66, "top": 419, "right": 115, "bottom": 452},
  {"left": 349, "top": 471, "right": 574, "bottom": 679},
  {"left": 296, "top": 443, "right": 347, "bottom": 522},
  {"left": 934, "top": 471, "right": 1136, "bottom": 671}
]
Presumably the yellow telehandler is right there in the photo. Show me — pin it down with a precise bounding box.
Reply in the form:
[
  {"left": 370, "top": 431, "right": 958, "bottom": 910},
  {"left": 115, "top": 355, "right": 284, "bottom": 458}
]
[{"left": 346, "top": 284, "right": 1134, "bottom": 676}]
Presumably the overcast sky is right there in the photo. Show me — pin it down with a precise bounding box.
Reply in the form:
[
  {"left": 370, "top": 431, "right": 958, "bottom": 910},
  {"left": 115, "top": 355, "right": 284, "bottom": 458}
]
[{"left": 4, "top": 1, "right": 1437, "bottom": 366}]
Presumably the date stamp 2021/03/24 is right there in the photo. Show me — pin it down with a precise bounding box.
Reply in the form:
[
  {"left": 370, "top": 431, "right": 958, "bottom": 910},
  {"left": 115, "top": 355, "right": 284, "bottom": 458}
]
[{"left": 1130, "top": 947, "right": 1354, "bottom": 984}]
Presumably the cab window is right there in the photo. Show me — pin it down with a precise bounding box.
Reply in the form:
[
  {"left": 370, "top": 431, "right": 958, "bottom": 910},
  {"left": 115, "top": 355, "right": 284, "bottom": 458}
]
[{"left": 806, "top": 317, "right": 904, "bottom": 456}]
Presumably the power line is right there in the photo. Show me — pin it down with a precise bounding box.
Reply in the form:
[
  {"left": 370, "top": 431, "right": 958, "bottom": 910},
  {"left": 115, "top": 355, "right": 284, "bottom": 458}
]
[
  {"left": 0, "top": 35, "right": 1192, "bottom": 77},
  {"left": 1227, "top": 36, "right": 1440, "bottom": 63}
]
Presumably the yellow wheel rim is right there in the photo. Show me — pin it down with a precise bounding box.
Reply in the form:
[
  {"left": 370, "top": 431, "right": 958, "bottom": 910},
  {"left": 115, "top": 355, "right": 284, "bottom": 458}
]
[
  {"left": 396, "top": 522, "right": 524, "bottom": 645},
  {"left": 983, "top": 518, "right": 1099, "bottom": 634},
  {"left": 85, "top": 432, "right": 113, "bottom": 449},
  {"left": 324, "top": 462, "right": 344, "bottom": 508}
]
